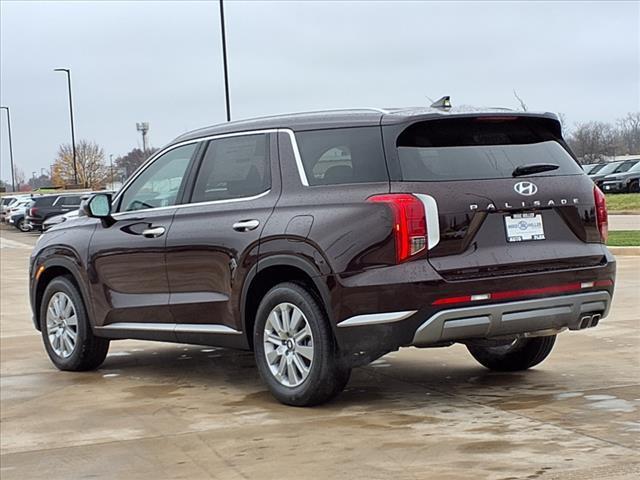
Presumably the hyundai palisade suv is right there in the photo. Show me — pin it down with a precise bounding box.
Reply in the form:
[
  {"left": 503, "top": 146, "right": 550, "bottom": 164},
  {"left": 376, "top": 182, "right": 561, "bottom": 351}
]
[{"left": 29, "top": 107, "right": 615, "bottom": 406}]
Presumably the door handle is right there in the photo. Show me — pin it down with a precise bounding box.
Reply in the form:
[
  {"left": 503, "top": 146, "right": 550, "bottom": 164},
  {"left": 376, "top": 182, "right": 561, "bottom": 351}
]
[
  {"left": 142, "top": 226, "right": 166, "bottom": 238},
  {"left": 232, "top": 219, "right": 260, "bottom": 232}
]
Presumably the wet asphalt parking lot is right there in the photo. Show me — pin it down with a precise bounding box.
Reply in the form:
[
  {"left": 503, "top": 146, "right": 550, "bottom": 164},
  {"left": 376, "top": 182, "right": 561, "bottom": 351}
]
[{"left": 1, "top": 225, "right": 638, "bottom": 479}]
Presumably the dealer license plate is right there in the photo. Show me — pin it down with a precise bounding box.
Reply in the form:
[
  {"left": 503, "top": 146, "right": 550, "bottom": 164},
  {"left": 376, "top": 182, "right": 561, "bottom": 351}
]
[{"left": 504, "top": 213, "right": 545, "bottom": 242}]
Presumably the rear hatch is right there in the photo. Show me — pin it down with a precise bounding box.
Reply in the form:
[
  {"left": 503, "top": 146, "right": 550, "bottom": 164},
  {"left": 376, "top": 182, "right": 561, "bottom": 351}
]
[{"left": 384, "top": 115, "right": 606, "bottom": 280}]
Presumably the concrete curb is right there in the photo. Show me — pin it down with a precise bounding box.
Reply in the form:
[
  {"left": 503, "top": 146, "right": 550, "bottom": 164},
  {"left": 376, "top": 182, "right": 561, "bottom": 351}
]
[{"left": 609, "top": 246, "right": 640, "bottom": 256}]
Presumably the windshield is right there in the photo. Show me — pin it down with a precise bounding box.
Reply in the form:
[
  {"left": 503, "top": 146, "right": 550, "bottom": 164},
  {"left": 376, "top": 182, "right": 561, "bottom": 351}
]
[
  {"left": 613, "top": 160, "right": 638, "bottom": 173},
  {"left": 595, "top": 162, "right": 623, "bottom": 175},
  {"left": 588, "top": 164, "right": 607, "bottom": 174}
]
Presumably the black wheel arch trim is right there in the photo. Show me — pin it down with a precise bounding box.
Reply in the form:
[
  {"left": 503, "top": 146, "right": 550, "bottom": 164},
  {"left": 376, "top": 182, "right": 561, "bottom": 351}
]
[
  {"left": 240, "top": 254, "right": 334, "bottom": 341},
  {"left": 32, "top": 256, "right": 94, "bottom": 332}
]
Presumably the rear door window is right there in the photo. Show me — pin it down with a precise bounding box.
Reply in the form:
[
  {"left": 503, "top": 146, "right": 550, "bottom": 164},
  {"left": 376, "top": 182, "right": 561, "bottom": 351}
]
[
  {"left": 396, "top": 117, "right": 582, "bottom": 181},
  {"left": 191, "top": 133, "right": 270, "bottom": 203},
  {"left": 296, "top": 127, "right": 388, "bottom": 185}
]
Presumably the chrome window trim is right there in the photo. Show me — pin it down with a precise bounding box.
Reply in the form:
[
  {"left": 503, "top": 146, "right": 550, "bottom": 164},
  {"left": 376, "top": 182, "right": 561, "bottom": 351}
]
[
  {"left": 112, "top": 128, "right": 286, "bottom": 215},
  {"left": 283, "top": 129, "right": 309, "bottom": 186},
  {"left": 111, "top": 190, "right": 272, "bottom": 218}
]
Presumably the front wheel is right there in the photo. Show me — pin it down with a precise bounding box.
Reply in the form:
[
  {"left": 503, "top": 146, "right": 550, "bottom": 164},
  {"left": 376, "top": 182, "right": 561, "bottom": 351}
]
[
  {"left": 629, "top": 180, "right": 640, "bottom": 193},
  {"left": 40, "top": 276, "right": 110, "bottom": 371},
  {"left": 466, "top": 335, "right": 556, "bottom": 372},
  {"left": 254, "top": 282, "right": 350, "bottom": 406}
]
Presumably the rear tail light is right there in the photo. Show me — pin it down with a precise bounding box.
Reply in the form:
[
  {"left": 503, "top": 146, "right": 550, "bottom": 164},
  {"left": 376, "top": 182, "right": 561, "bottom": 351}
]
[
  {"left": 29, "top": 207, "right": 38, "bottom": 217},
  {"left": 594, "top": 186, "right": 608, "bottom": 243},
  {"left": 368, "top": 194, "right": 427, "bottom": 263}
]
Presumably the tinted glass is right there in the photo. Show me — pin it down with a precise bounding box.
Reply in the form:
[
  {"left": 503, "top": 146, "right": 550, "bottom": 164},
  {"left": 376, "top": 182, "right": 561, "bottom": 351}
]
[
  {"left": 296, "top": 127, "right": 388, "bottom": 185},
  {"left": 397, "top": 118, "right": 582, "bottom": 181},
  {"left": 34, "top": 196, "right": 57, "bottom": 207},
  {"left": 56, "top": 195, "right": 82, "bottom": 206},
  {"left": 118, "top": 144, "right": 195, "bottom": 212},
  {"left": 191, "top": 134, "right": 270, "bottom": 203}
]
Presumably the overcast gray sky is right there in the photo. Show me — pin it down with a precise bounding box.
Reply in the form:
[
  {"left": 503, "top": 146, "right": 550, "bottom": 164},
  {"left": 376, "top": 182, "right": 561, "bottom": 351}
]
[{"left": 1, "top": 0, "right": 639, "bottom": 181}]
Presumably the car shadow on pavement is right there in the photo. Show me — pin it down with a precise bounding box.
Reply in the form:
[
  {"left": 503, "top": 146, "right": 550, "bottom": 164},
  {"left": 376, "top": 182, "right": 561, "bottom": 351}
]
[{"left": 98, "top": 343, "right": 547, "bottom": 410}]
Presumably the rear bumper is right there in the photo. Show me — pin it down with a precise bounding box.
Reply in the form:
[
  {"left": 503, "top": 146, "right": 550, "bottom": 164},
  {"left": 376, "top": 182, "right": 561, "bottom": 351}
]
[
  {"left": 329, "top": 248, "right": 616, "bottom": 354},
  {"left": 25, "top": 217, "right": 43, "bottom": 230},
  {"left": 411, "top": 291, "right": 610, "bottom": 346}
]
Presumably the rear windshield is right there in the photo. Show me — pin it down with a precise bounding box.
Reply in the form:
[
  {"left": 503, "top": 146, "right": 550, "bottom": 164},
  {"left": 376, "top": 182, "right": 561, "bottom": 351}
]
[
  {"left": 396, "top": 117, "right": 582, "bottom": 181},
  {"left": 296, "top": 127, "right": 388, "bottom": 186}
]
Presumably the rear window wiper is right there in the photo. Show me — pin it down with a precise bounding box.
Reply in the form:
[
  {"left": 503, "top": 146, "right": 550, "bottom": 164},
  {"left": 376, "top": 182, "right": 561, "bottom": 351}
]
[{"left": 512, "top": 163, "right": 559, "bottom": 177}]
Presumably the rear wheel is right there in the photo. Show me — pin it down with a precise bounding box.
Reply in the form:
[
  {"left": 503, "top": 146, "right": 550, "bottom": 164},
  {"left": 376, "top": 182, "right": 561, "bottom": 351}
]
[
  {"left": 40, "top": 276, "right": 110, "bottom": 371},
  {"left": 254, "top": 282, "right": 351, "bottom": 406},
  {"left": 16, "top": 219, "right": 29, "bottom": 232},
  {"left": 629, "top": 180, "right": 640, "bottom": 193},
  {"left": 466, "top": 335, "right": 556, "bottom": 372}
]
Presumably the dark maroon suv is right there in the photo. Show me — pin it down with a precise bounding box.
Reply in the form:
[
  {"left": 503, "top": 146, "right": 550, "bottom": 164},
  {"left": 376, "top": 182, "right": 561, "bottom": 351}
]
[{"left": 29, "top": 107, "right": 615, "bottom": 406}]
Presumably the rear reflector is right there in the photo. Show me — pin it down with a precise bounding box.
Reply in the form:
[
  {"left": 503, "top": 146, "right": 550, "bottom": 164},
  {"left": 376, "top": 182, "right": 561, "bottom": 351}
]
[
  {"left": 432, "top": 280, "right": 613, "bottom": 306},
  {"left": 594, "top": 186, "right": 608, "bottom": 243},
  {"left": 368, "top": 193, "right": 426, "bottom": 263}
]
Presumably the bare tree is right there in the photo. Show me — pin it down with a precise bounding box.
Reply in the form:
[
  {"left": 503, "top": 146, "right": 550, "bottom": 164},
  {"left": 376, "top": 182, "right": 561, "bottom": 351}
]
[
  {"left": 567, "top": 121, "right": 617, "bottom": 162},
  {"left": 52, "top": 140, "right": 108, "bottom": 189},
  {"left": 14, "top": 167, "right": 26, "bottom": 191},
  {"left": 616, "top": 112, "right": 640, "bottom": 155},
  {"left": 115, "top": 147, "right": 158, "bottom": 179},
  {"left": 556, "top": 113, "right": 568, "bottom": 135},
  {"left": 513, "top": 90, "right": 528, "bottom": 112}
]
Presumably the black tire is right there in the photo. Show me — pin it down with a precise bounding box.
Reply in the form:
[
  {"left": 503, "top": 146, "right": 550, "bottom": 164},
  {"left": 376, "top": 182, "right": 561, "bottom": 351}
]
[
  {"left": 16, "top": 219, "right": 29, "bottom": 232},
  {"left": 629, "top": 180, "right": 640, "bottom": 193},
  {"left": 40, "top": 276, "right": 110, "bottom": 371},
  {"left": 466, "top": 335, "right": 556, "bottom": 372},
  {"left": 254, "top": 282, "right": 351, "bottom": 406}
]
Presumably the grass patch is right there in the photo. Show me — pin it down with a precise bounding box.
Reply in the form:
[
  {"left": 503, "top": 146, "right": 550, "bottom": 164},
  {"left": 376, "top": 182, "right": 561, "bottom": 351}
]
[
  {"left": 606, "top": 193, "right": 640, "bottom": 214},
  {"left": 607, "top": 230, "right": 640, "bottom": 247}
]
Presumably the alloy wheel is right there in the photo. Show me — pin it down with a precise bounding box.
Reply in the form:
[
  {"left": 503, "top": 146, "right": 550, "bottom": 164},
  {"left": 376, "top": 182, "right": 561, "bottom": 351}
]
[
  {"left": 263, "top": 302, "right": 314, "bottom": 387},
  {"left": 46, "top": 292, "right": 78, "bottom": 358}
]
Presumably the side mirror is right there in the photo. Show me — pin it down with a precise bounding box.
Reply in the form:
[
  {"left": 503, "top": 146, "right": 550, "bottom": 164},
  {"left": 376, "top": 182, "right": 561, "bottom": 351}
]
[{"left": 81, "top": 193, "right": 114, "bottom": 226}]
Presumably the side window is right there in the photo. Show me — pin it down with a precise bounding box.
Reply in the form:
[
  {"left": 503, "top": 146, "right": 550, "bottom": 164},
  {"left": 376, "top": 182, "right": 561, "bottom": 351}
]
[
  {"left": 118, "top": 144, "right": 196, "bottom": 212},
  {"left": 191, "top": 134, "right": 270, "bottom": 203},
  {"left": 57, "top": 195, "right": 82, "bottom": 207},
  {"left": 296, "top": 127, "right": 388, "bottom": 186}
]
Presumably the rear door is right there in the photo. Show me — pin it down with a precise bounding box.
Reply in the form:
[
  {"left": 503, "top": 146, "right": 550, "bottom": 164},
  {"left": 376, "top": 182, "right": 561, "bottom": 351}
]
[
  {"left": 383, "top": 115, "right": 606, "bottom": 279},
  {"left": 165, "top": 132, "right": 279, "bottom": 342}
]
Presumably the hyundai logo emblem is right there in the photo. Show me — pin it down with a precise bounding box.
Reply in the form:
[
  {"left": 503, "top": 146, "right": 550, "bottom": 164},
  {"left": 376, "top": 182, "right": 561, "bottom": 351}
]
[{"left": 514, "top": 181, "right": 538, "bottom": 196}]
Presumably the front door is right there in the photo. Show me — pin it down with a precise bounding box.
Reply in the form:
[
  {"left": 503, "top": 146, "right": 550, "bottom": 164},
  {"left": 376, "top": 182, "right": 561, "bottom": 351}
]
[
  {"left": 166, "top": 132, "right": 279, "bottom": 344},
  {"left": 88, "top": 143, "right": 198, "bottom": 331}
]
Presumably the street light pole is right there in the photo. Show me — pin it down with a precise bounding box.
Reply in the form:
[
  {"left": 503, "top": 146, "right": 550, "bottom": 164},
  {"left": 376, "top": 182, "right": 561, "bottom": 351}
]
[
  {"left": 0, "top": 106, "right": 16, "bottom": 192},
  {"left": 54, "top": 68, "right": 79, "bottom": 186},
  {"left": 219, "top": 0, "right": 231, "bottom": 122}
]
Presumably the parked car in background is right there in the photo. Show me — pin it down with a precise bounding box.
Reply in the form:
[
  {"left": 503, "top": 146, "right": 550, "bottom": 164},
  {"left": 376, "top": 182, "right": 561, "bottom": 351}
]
[
  {"left": 602, "top": 161, "right": 640, "bottom": 193},
  {"left": 1, "top": 195, "right": 31, "bottom": 223},
  {"left": 42, "top": 209, "right": 81, "bottom": 231},
  {"left": 7, "top": 199, "right": 34, "bottom": 232},
  {"left": 582, "top": 164, "right": 598, "bottom": 174},
  {"left": 25, "top": 193, "right": 85, "bottom": 231},
  {"left": 29, "top": 108, "right": 615, "bottom": 406},
  {"left": 589, "top": 159, "right": 639, "bottom": 188}
]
